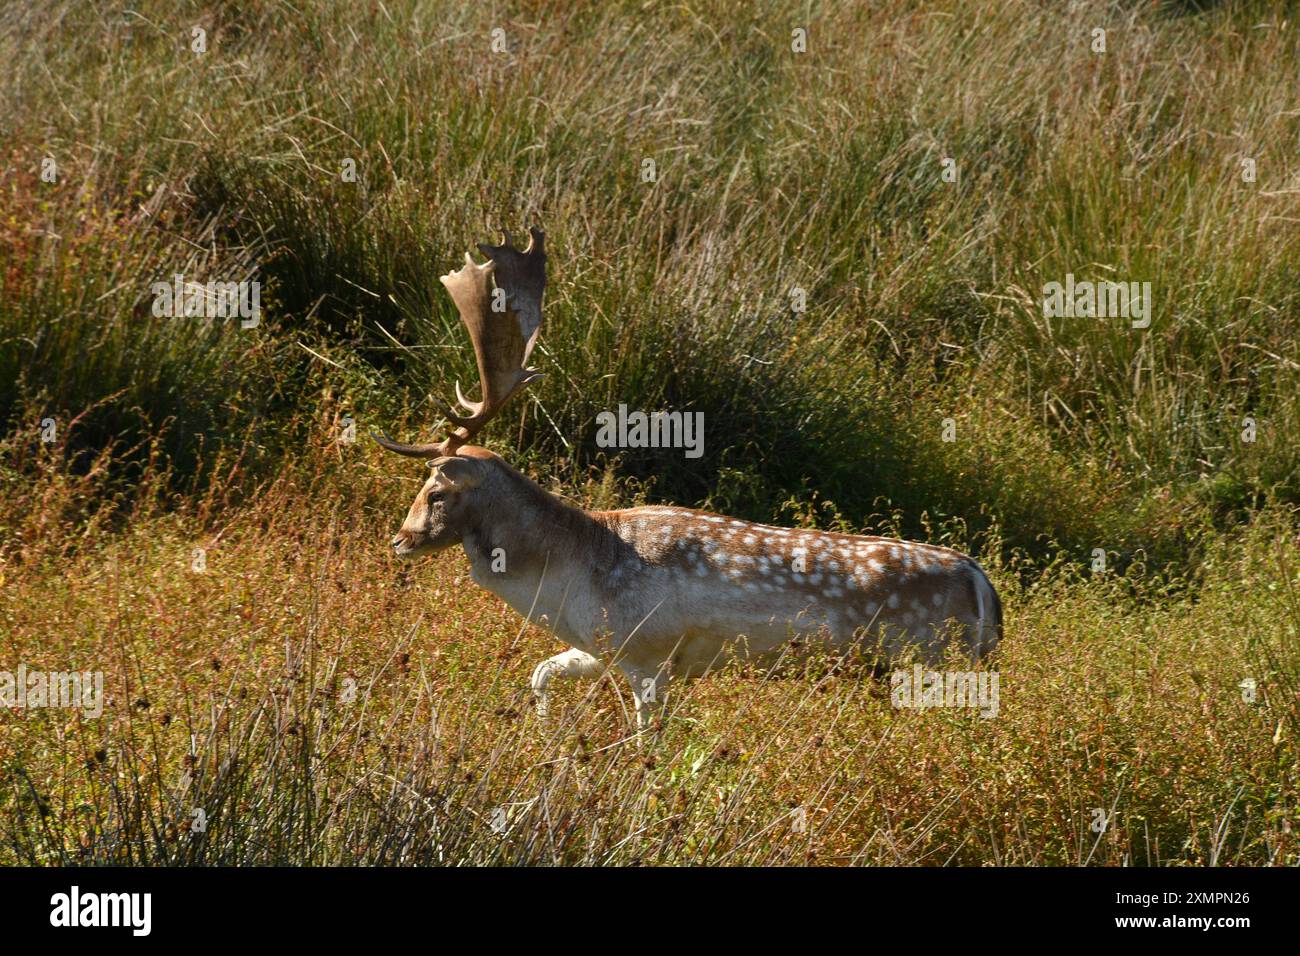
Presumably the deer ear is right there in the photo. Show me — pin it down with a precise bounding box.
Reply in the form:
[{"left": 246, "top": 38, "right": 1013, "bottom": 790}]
[{"left": 430, "top": 456, "right": 483, "bottom": 493}]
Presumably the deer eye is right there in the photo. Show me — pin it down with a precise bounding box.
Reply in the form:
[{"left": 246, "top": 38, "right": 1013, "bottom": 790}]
[{"left": 427, "top": 491, "right": 446, "bottom": 504}]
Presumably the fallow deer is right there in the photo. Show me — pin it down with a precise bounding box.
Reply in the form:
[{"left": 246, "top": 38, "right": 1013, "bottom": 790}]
[{"left": 375, "top": 228, "right": 1002, "bottom": 729}]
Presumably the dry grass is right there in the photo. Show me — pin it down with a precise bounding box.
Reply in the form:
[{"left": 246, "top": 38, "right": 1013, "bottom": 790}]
[{"left": 2, "top": 442, "right": 1296, "bottom": 865}]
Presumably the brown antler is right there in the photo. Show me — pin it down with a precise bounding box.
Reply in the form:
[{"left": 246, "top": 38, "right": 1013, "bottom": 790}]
[{"left": 374, "top": 227, "right": 546, "bottom": 459}]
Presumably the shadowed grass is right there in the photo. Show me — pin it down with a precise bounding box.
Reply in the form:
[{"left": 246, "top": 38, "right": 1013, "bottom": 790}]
[{"left": 3, "top": 0, "right": 1299, "bottom": 570}]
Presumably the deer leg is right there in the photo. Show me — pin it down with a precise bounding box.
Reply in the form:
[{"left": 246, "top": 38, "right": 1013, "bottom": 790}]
[
  {"left": 624, "top": 668, "right": 667, "bottom": 734},
  {"left": 530, "top": 649, "right": 604, "bottom": 719}
]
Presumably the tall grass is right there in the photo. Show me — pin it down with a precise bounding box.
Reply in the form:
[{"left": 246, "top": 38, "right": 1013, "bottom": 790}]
[
  {"left": 2, "top": 444, "right": 1296, "bottom": 865},
  {"left": 2, "top": 0, "right": 1299, "bottom": 568}
]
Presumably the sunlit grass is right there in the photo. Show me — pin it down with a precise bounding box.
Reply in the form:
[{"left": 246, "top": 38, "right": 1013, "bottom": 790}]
[
  {"left": 2, "top": 0, "right": 1298, "bottom": 564},
  {"left": 2, "top": 444, "right": 1296, "bottom": 865}
]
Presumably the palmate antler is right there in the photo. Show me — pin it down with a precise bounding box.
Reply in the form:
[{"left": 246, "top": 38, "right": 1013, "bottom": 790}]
[{"left": 374, "top": 227, "right": 546, "bottom": 459}]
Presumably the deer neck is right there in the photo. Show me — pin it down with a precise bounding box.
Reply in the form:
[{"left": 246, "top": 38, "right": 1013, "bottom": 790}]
[{"left": 459, "top": 464, "right": 619, "bottom": 641}]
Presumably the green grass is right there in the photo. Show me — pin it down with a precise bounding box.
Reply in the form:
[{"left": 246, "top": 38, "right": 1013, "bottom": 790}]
[
  {"left": 4, "top": 0, "right": 1299, "bottom": 557},
  {"left": 2, "top": 0, "right": 1299, "bottom": 864}
]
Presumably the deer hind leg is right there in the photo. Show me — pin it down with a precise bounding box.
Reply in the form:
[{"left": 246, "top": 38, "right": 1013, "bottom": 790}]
[{"left": 530, "top": 649, "right": 604, "bottom": 720}]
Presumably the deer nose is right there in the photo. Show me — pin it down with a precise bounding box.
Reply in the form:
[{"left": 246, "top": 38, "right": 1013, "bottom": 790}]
[{"left": 391, "top": 535, "right": 406, "bottom": 550}]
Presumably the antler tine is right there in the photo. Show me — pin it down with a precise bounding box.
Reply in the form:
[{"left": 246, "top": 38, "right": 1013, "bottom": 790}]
[
  {"left": 476, "top": 226, "right": 545, "bottom": 369},
  {"left": 370, "top": 430, "right": 448, "bottom": 459},
  {"left": 373, "top": 227, "right": 547, "bottom": 460}
]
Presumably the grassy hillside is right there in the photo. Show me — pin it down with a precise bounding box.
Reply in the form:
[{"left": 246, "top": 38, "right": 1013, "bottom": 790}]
[{"left": 1, "top": 0, "right": 1298, "bottom": 864}]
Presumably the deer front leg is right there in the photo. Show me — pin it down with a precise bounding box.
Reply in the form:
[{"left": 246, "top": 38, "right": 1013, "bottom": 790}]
[
  {"left": 624, "top": 668, "right": 667, "bottom": 733},
  {"left": 530, "top": 648, "right": 604, "bottom": 719}
]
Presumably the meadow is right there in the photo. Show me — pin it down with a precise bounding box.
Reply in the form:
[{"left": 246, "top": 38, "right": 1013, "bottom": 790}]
[{"left": 1, "top": 0, "right": 1297, "bottom": 865}]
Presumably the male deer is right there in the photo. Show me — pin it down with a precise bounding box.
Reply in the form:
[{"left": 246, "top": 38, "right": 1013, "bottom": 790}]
[{"left": 375, "top": 228, "right": 1002, "bottom": 729}]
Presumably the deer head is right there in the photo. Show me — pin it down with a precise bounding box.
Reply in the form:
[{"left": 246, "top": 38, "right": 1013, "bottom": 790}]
[{"left": 375, "top": 228, "right": 546, "bottom": 557}]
